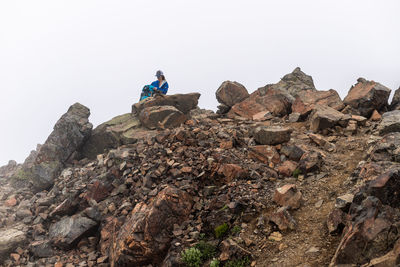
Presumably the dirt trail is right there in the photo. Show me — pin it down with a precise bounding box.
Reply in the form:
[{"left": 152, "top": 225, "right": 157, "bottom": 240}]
[{"left": 246, "top": 131, "right": 368, "bottom": 267}]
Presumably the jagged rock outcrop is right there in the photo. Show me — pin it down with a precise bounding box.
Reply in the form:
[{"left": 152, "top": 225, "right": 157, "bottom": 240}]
[
  {"left": 390, "top": 87, "right": 400, "bottom": 110},
  {"left": 0, "top": 160, "right": 18, "bottom": 179},
  {"left": 81, "top": 113, "right": 141, "bottom": 159},
  {"left": 343, "top": 78, "right": 391, "bottom": 117},
  {"left": 110, "top": 186, "right": 192, "bottom": 266},
  {"left": 12, "top": 103, "right": 92, "bottom": 192},
  {"left": 132, "top": 93, "right": 200, "bottom": 115},
  {"left": 216, "top": 81, "right": 249, "bottom": 111},
  {"left": 292, "top": 89, "right": 344, "bottom": 117}
]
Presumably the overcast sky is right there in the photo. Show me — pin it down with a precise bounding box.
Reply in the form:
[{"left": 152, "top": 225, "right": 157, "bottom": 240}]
[{"left": 0, "top": 0, "right": 399, "bottom": 166}]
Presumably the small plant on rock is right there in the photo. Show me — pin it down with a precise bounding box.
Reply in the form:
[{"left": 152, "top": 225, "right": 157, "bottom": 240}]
[
  {"left": 292, "top": 168, "right": 302, "bottom": 178},
  {"left": 181, "top": 247, "right": 203, "bottom": 267},
  {"left": 194, "top": 241, "right": 216, "bottom": 261},
  {"left": 210, "top": 258, "right": 220, "bottom": 267},
  {"left": 231, "top": 225, "right": 241, "bottom": 235},
  {"left": 224, "top": 257, "right": 250, "bottom": 267},
  {"left": 214, "top": 223, "right": 229, "bottom": 239}
]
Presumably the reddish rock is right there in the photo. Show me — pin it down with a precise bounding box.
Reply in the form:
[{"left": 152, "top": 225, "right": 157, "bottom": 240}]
[
  {"left": 292, "top": 89, "right": 344, "bottom": 117},
  {"left": 273, "top": 184, "right": 303, "bottom": 209},
  {"left": 84, "top": 181, "right": 111, "bottom": 203},
  {"left": 249, "top": 145, "right": 280, "bottom": 165},
  {"left": 5, "top": 197, "right": 17, "bottom": 207},
  {"left": 365, "top": 238, "right": 400, "bottom": 267},
  {"left": 370, "top": 109, "right": 382, "bottom": 121},
  {"left": 110, "top": 186, "right": 192, "bottom": 267},
  {"left": 278, "top": 161, "right": 297, "bottom": 177},
  {"left": 308, "top": 133, "right": 336, "bottom": 152},
  {"left": 269, "top": 206, "right": 297, "bottom": 231},
  {"left": 298, "top": 151, "right": 323, "bottom": 174},
  {"left": 216, "top": 81, "right": 249, "bottom": 107},
  {"left": 343, "top": 78, "right": 391, "bottom": 117},
  {"left": 230, "top": 86, "right": 292, "bottom": 119},
  {"left": 217, "top": 164, "right": 248, "bottom": 183},
  {"left": 331, "top": 197, "right": 396, "bottom": 266}
]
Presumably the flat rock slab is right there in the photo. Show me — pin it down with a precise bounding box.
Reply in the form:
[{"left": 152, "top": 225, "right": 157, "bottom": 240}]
[
  {"left": 377, "top": 110, "right": 400, "bottom": 135},
  {"left": 292, "top": 89, "right": 344, "bottom": 117},
  {"left": 253, "top": 126, "right": 292, "bottom": 145},
  {"left": 309, "top": 104, "right": 346, "bottom": 132},
  {"left": 139, "top": 105, "right": 187, "bottom": 129}
]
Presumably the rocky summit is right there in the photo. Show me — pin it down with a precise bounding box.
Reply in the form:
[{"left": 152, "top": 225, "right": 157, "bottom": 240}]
[{"left": 0, "top": 68, "right": 399, "bottom": 267}]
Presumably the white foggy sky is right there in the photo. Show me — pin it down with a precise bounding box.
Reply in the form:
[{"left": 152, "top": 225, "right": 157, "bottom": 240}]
[{"left": 0, "top": 0, "right": 399, "bottom": 166}]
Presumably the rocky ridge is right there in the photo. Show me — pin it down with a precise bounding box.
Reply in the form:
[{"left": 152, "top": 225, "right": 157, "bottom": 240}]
[{"left": 0, "top": 67, "right": 399, "bottom": 267}]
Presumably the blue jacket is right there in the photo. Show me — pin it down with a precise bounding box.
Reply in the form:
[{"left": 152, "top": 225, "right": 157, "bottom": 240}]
[{"left": 150, "top": 80, "right": 169, "bottom": 95}]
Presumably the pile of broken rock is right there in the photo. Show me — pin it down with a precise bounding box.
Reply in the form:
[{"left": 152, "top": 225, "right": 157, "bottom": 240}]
[{"left": 0, "top": 67, "right": 399, "bottom": 266}]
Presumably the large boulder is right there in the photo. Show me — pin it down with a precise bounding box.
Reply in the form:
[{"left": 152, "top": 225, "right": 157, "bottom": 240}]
[
  {"left": 0, "top": 225, "right": 27, "bottom": 262},
  {"left": 49, "top": 209, "right": 100, "bottom": 249},
  {"left": 292, "top": 89, "right": 344, "bottom": 117},
  {"left": 139, "top": 106, "right": 187, "bottom": 129},
  {"left": 309, "top": 105, "right": 346, "bottom": 132},
  {"left": 132, "top": 93, "right": 200, "bottom": 115},
  {"left": 230, "top": 87, "right": 292, "bottom": 119},
  {"left": 216, "top": 81, "right": 249, "bottom": 107},
  {"left": 377, "top": 110, "right": 400, "bottom": 135},
  {"left": 110, "top": 186, "right": 192, "bottom": 267},
  {"left": 370, "top": 132, "right": 400, "bottom": 163},
  {"left": 12, "top": 103, "right": 92, "bottom": 192},
  {"left": 81, "top": 113, "right": 141, "bottom": 159},
  {"left": 253, "top": 126, "right": 292, "bottom": 145},
  {"left": 390, "top": 87, "right": 400, "bottom": 110},
  {"left": 343, "top": 78, "right": 391, "bottom": 117}
]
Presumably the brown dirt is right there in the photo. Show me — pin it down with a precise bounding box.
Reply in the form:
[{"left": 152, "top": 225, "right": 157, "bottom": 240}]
[{"left": 242, "top": 129, "right": 368, "bottom": 267}]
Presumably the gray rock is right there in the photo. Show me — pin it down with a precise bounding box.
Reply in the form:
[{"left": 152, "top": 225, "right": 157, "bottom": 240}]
[
  {"left": 30, "top": 240, "right": 54, "bottom": 258},
  {"left": 49, "top": 214, "right": 98, "bottom": 249},
  {"left": 377, "top": 110, "right": 400, "bottom": 135},
  {"left": 81, "top": 113, "right": 141, "bottom": 159},
  {"left": 0, "top": 226, "right": 27, "bottom": 261},
  {"left": 390, "top": 87, "right": 400, "bottom": 110},
  {"left": 309, "top": 105, "right": 345, "bottom": 132},
  {"left": 335, "top": 194, "right": 354, "bottom": 212},
  {"left": 253, "top": 126, "right": 293, "bottom": 145},
  {"left": 288, "top": 112, "right": 301, "bottom": 122}
]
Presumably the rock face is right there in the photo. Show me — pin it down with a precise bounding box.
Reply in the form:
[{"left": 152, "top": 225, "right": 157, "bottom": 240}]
[
  {"left": 12, "top": 103, "right": 92, "bottom": 192},
  {"left": 81, "top": 113, "right": 141, "bottom": 159},
  {"left": 292, "top": 89, "right": 344, "bottom": 117},
  {"left": 390, "top": 87, "right": 400, "bottom": 110},
  {"left": 110, "top": 186, "right": 192, "bottom": 267},
  {"left": 216, "top": 81, "right": 249, "bottom": 108},
  {"left": 377, "top": 110, "right": 400, "bottom": 135},
  {"left": 253, "top": 126, "right": 292, "bottom": 145},
  {"left": 36, "top": 103, "right": 92, "bottom": 163},
  {"left": 0, "top": 225, "right": 27, "bottom": 262},
  {"left": 132, "top": 93, "right": 200, "bottom": 115},
  {"left": 309, "top": 105, "right": 346, "bottom": 132},
  {"left": 0, "top": 160, "right": 18, "bottom": 179},
  {"left": 343, "top": 78, "right": 391, "bottom": 117},
  {"left": 139, "top": 105, "right": 187, "bottom": 129}
]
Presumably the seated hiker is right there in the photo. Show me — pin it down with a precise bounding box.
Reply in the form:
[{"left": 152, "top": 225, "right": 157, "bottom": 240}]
[{"left": 139, "top": 70, "right": 169, "bottom": 101}]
